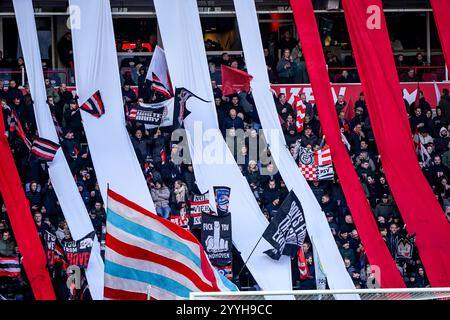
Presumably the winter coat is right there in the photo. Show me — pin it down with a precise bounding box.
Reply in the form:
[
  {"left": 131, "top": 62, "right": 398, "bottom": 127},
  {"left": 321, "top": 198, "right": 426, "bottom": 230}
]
[
  {"left": 26, "top": 190, "right": 42, "bottom": 209},
  {"left": 0, "top": 239, "right": 16, "bottom": 257},
  {"left": 223, "top": 116, "right": 244, "bottom": 131},
  {"left": 174, "top": 183, "right": 188, "bottom": 204},
  {"left": 151, "top": 186, "right": 171, "bottom": 208}
]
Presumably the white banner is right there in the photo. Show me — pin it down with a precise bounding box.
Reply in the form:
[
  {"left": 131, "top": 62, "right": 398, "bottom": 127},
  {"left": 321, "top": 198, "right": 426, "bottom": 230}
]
[
  {"left": 154, "top": 0, "right": 293, "bottom": 293},
  {"left": 69, "top": 0, "right": 155, "bottom": 214},
  {"left": 13, "top": 0, "right": 104, "bottom": 299},
  {"left": 233, "top": 0, "right": 358, "bottom": 298}
]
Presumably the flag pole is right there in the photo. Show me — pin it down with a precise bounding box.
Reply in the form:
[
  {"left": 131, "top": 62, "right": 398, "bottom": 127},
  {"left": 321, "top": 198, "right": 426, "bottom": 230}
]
[{"left": 236, "top": 233, "right": 264, "bottom": 278}]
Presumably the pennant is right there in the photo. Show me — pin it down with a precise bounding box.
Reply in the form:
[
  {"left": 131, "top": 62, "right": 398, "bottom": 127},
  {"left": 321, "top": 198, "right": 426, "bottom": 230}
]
[
  {"left": 213, "top": 186, "right": 231, "bottom": 216},
  {"left": 221, "top": 65, "right": 253, "bottom": 96},
  {"left": 31, "top": 137, "right": 60, "bottom": 162},
  {"left": 80, "top": 90, "right": 105, "bottom": 118}
]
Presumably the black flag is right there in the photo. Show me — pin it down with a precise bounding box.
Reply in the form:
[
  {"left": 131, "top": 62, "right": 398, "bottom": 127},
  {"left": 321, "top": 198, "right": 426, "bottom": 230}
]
[
  {"left": 173, "top": 87, "right": 210, "bottom": 128},
  {"left": 395, "top": 233, "right": 416, "bottom": 261},
  {"left": 262, "top": 190, "right": 307, "bottom": 260}
]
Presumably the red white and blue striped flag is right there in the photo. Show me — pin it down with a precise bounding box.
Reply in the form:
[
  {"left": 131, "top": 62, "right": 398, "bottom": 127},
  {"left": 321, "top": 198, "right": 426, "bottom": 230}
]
[{"left": 104, "top": 189, "right": 238, "bottom": 300}]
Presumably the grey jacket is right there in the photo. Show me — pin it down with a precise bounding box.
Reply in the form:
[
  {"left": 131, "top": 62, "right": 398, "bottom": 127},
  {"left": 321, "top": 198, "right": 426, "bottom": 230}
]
[{"left": 151, "top": 186, "right": 171, "bottom": 208}]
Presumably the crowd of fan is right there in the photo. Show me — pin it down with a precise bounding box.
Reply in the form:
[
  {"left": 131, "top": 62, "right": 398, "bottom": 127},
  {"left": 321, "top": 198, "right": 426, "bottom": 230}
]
[{"left": 1, "top": 40, "right": 449, "bottom": 298}]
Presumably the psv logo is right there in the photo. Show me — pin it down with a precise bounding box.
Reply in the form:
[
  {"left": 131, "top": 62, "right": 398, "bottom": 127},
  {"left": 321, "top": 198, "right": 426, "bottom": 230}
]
[{"left": 366, "top": 4, "right": 381, "bottom": 30}]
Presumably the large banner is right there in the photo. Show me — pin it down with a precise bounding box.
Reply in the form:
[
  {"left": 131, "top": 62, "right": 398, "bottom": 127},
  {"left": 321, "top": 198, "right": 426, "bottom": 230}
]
[
  {"left": 154, "top": 0, "right": 293, "bottom": 292},
  {"left": 70, "top": 0, "right": 156, "bottom": 215},
  {"left": 201, "top": 212, "right": 233, "bottom": 280},
  {"left": 343, "top": 0, "right": 450, "bottom": 287},
  {"left": 273, "top": 83, "right": 446, "bottom": 109},
  {"left": 234, "top": 0, "right": 357, "bottom": 297},
  {"left": 291, "top": 0, "right": 405, "bottom": 289},
  {"left": 14, "top": 0, "right": 104, "bottom": 299}
]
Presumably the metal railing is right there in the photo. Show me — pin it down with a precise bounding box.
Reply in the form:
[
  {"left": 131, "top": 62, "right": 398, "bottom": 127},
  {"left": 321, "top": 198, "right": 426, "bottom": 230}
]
[{"left": 0, "top": 68, "right": 70, "bottom": 86}]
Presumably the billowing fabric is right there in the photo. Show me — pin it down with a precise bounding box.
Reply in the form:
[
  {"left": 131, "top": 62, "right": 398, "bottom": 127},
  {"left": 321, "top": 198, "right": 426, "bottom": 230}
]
[
  {"left": 0, "top": 111, "right": 55, "bottom": 300},
  {"left": 154, "top": 0, "right": 293, "bottom": 292},
  {"left": 13, "top": 0, "right": 104, "bottom": 299},
  {"left": 104, "top": 189, "right": 237, "bottom": 300},
  {"left": 233, "top": 0, "right": 358, "bottom": 298},
  {"left": 342, "top": 0, "right": 450, "bottom": 286},
  {"left": 430, "top": 0, "right": 450, "bottom": 72},
  {"left": 69, "top": 0, "right": 156, "bottom": 213},
  {"left": 290, "top": 0, "right": 404, "bottom": 289}
]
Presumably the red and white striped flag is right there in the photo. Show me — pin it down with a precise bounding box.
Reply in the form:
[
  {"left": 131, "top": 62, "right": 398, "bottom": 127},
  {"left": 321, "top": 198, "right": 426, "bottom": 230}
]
[
  {"left": 293, "top": 96, "right": 307, "bottom": 133},
  {"left": 315, "top": 145, "right": 332, "bottom": 166}
]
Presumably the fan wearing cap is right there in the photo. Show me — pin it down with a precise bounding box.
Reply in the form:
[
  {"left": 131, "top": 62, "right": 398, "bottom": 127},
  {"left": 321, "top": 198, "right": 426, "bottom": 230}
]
[
  {"left": 375, "top": 193, "right": 397, "bottom": 220},
  {"left": 299, "top": 124, "right": 319, "bottom": 148}
]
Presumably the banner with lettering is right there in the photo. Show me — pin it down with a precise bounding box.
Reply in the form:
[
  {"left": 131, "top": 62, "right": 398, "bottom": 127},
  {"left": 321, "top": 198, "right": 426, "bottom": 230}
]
[
  {"left": 62, "top": 231, "right": 96, "bottom": 269},
  {"left": 201, "top": 212, "right": 233, "bottom": 280},
  {"left": 189, "top": 191, "right": 210, "bottom": 229}
]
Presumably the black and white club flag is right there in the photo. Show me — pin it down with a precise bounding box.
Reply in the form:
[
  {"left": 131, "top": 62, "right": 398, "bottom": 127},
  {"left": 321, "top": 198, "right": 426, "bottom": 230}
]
[
  {"left": 173, "top": 87, "right": 210, "bottom": 128},
  {"left": 262, "top": 190, "right": 307, "bottom": 260},
  {"left": 31, "top": 137, "right": 60, "bottom": 162},
  {"left": 80, "top": 90, "right": 105, "bottom": 118}
]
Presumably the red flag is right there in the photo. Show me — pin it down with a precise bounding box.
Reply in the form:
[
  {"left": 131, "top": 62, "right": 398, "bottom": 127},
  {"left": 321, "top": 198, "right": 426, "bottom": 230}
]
[
  {"left": 221, "top": 65, "right": 253, "bottom": 96},
  {"left": 292, "top": 95, "right": 306, "bottom": 133},
  {"left": 343, "top": 0, "right": 450, "bottom": 287},
  {"left": 160, "top": 147, "right": 167, "bottom": 165},
  {"left": 0, "top": 110, "right": 56, "bottom": 299},
  {"left": 297, "top": 247, "right": 310, "bottom": 280},
  {"left": 343, "top": 98, "right": 355, "bottom": 122}
]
